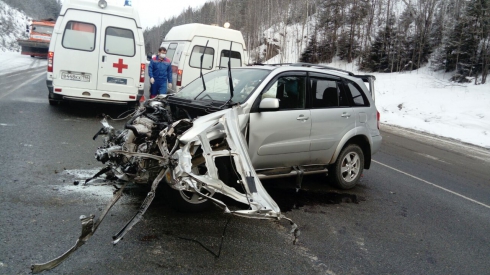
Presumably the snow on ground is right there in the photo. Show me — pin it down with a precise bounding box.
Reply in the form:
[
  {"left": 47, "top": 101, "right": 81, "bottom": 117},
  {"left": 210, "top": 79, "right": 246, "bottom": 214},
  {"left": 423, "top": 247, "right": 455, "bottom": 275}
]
[
  {"left": 374, "top": 69, "right": 490, "bottom": 148},
  {"left": 0, "top": 51, "right": 46, "bottom": 75},
  {"left": 55, "top": 169, "right": 115, "bottom": 200}
]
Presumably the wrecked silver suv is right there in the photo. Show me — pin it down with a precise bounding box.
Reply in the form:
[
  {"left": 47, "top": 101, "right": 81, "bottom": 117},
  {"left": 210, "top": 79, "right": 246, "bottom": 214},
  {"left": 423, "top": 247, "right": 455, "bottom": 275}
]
[{"left": 32, "top": 63, "right": 381, "bottom": 273}]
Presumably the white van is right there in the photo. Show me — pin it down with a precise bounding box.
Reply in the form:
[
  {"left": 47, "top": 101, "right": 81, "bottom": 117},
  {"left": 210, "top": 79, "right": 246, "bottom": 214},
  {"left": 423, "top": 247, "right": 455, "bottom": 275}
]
[
  {"left": 47, "top": 0, "right": 146, "bottom": 107},
  {"left": 160, "top": 23, "right": 248, "bottom": 93}
]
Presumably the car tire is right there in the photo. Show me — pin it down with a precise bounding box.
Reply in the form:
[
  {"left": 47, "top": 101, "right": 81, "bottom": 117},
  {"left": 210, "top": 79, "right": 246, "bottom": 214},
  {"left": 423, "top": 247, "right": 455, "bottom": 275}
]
[
  {"left": 49, "top": 99, "right": 58, "bottom": 106},
  {"left": 330, "top": 144, "right": 364, "bottom": 189},
  {"left": 163, "top": 157, "right": 233, "bottom": 213}
]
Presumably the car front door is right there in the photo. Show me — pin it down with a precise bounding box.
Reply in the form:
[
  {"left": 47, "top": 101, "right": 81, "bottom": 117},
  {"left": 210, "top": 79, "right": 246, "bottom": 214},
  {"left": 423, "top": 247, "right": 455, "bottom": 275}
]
[
  {"left": 309, "top": 73, "right": 354, "bottom": 164},
  {"left": 248, "top": 72, "right": 311, "bottom": 169}
]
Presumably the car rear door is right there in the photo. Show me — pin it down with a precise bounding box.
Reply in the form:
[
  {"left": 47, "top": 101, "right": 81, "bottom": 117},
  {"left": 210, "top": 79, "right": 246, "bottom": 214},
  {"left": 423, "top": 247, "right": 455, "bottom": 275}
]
[
  {"left": 53, "top": 10, "right": 101, "bottom": 90},
  {"left": 248, "top": 72, "right": 311, "bottom": 169},
  {"left": 308, "top": 73, "right": 354, "bottom": 164},
  {"left": 97, "top": 14, "right": 141, "bottom": 94}
]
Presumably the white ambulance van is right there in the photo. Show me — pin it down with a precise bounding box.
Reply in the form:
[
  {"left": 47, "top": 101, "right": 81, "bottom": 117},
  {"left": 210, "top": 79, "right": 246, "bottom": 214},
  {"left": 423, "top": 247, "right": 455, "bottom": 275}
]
[
  {"left": 47, "top": 0, "right": 146, "bottom": 107},
  {"left": 160, "top": 23, "right": 248, "bottom": 93}
]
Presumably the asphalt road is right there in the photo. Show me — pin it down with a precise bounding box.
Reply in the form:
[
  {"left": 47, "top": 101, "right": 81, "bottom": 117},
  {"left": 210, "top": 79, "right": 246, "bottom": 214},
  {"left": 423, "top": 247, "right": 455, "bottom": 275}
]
[{"left": 1, "top": 67, "right": 489, "bottom": 275}]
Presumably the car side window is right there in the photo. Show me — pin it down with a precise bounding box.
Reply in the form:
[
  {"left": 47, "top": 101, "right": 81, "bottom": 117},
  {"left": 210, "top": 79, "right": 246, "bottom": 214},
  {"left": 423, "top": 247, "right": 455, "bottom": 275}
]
[
  {"left": 62, "top": 21, "right": 96, "bottom": 52},
  {"left": 346, "top": 81, "right": 369, "bottom": 106},
  {"left": 189, "top": 45, "right": 214, "bottom": 70},
  {"left": 310, "top": 78, "right": 349, "bottom": 108},
  {"left": 262, "top": 76, "right": 306, "bottom": 110}
]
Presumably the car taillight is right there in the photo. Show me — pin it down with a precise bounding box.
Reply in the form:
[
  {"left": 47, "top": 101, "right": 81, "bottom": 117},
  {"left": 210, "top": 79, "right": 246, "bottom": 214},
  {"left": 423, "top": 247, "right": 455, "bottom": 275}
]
[
  {"left": 377, "top": 111, "right": 380, "bottom": 129},
  {"left": 140, "top": 63, "right": 145, "bottom": 83},
  {"left": 177, "top": 69, "right": 183, "bottom": 86},
  {"left": 48, "top": 51, "right": 54, "bottom": 72}
]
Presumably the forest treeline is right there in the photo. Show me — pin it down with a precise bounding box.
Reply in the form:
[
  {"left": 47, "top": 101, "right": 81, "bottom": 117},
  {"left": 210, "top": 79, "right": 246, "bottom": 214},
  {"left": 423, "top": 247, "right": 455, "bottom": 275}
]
[
  {"left": 2, "top": 0, "right": 61, "bottom": 20},
  {"left": 145, "top": 0, "right": 489, "bottom": 84}
]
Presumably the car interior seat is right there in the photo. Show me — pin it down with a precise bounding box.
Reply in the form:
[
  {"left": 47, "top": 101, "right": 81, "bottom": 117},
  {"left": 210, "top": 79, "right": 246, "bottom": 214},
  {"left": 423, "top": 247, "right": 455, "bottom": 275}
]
[{"left": 322, "top": 87, "right": 339, "bottom": 107}]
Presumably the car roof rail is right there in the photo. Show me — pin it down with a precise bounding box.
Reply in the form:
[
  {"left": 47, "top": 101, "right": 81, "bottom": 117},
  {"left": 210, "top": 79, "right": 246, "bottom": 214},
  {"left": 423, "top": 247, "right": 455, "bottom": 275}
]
[
  {"left": 251, "top": 62, "right": 292, "bottom": 67},
  {"left": 289, "top": 62, "right": 355, "bottom": 76}
]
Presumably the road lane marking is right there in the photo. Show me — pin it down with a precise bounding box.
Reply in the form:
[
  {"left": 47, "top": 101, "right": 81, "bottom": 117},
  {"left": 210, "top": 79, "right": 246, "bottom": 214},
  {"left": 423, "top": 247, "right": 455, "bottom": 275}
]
[
  {"left": 416, "top": 153, "right": 449, "bottom": 164},
  {"left": 373, "top": 160, "right": 490, "bottom": 210},
  {"left": 0, "top": 71, "right": 45, "bottom": 100}
]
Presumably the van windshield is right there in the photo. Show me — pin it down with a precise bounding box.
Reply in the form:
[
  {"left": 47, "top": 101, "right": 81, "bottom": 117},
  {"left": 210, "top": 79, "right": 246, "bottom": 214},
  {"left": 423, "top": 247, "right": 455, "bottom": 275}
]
[
  {"left": 33, "top": 25, "right": 53, "bottom": 35},
  {"left": 173, "top": 69, "right": 271, "bottom": 104}
]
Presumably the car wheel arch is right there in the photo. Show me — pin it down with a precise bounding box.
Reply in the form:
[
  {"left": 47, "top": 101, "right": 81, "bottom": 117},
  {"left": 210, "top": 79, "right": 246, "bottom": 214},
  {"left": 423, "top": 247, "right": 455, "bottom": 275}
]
[{"left": 330, "top": 133, "right": 372, "bottom": 169}]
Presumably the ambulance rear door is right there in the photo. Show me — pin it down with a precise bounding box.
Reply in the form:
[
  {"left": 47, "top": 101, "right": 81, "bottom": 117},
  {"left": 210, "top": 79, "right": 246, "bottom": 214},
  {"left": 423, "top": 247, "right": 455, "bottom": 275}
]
[
  {"left": 97, "top": 14, "right": 142, "bottom": 95},
  {"left": 53, "top": 10, "right": 101, "bottom": 90}
]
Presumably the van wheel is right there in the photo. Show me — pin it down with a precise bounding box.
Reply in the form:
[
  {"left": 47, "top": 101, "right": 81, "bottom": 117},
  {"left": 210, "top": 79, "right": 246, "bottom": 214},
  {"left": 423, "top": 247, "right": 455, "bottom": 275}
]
[
  {"left": 329, "top": 144, "right": 364, "bottom": 189},
  {"left": 49, "top": 99, "right": 58, "bottom": 106},
  {"left": 163, "top": 158, "right": 233, "bottom": 213},
  {"left": 127, "top": 101, "right": 139, "bottom": 111}
]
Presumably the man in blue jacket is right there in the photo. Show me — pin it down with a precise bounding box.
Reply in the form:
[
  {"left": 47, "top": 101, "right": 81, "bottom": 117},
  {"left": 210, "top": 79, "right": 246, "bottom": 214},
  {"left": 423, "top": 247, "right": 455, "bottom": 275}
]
[{"left": 149, "top": 47, "right": 172, "bottom": 98}]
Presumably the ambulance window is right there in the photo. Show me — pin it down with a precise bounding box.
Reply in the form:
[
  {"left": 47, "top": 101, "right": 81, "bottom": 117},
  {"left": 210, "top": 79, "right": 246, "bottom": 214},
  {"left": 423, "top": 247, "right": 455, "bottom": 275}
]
[
  {"left": 219, "top": 50, "right": 241, "bottom": 68},
  {"left": 62, "top": 21, "right": 96, "bottom": 51},
  {"left": 104, "top": 27, "right": 135, "bottom": 57},
  {"left": 189, "top": 45, "right": 215, "bottom": 70},
  {"left": 166, "top": 43, "right": 178, "bottom": 61}
]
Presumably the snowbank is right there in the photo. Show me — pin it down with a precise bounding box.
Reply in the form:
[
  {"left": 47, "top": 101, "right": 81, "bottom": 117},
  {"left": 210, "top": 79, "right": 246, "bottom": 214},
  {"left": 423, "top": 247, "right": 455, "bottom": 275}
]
[{"left": 0, "top": 51, "right": 46, "bottom": 75}]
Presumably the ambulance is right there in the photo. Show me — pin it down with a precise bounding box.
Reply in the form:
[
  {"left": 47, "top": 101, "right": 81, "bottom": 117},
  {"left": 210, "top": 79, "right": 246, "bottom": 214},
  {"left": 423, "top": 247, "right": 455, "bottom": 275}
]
[
  {"left": 47, "top": 0, "right": 146, "bottom": 107},
  {"left": 160, "top": 23, "right": 248, "bottom": 93}
]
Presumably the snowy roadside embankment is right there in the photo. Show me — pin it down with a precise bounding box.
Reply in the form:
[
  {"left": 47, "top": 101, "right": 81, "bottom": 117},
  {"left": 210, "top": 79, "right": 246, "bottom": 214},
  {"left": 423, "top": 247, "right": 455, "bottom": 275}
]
[
  {"left": 374, "top": 70, "right": 490, "bottom": 149},
  {"left": 0, "top": 0, "right": 30, "bottom": 52},
  {"left": 0, "top": 52, "right": 46, "bottom": 75}
]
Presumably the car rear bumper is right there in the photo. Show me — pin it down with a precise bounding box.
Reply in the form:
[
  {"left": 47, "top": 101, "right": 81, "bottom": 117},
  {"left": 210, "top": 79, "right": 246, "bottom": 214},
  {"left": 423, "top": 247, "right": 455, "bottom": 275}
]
[
  {"left": 47, "top": 80, "right": 143, "bottom": 104},
  {"left": 371, "top": 134, "right": 382, "bottom": 155}
]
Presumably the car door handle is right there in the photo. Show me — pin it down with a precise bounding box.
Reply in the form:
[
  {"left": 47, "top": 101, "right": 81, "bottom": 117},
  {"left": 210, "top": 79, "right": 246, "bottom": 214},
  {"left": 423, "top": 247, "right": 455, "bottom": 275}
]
[
  {"left": 341, "top": 113, "right": 351, "bottom": 118},
  {"left": 102, "top": 56, "right": 106, "bottom": 62},
  {"left": 297, "top": 115, "right": 309, "bottom": 121}
]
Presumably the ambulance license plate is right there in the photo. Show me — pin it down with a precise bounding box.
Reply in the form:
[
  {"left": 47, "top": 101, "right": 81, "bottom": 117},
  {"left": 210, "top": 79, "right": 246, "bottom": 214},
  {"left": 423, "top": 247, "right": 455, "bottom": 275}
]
[
  {"left": 107, "top": 77, "right": 127, "bottom": 85},
  {"left": 61, "top": 72, "right": 90, "bottom": 82}
]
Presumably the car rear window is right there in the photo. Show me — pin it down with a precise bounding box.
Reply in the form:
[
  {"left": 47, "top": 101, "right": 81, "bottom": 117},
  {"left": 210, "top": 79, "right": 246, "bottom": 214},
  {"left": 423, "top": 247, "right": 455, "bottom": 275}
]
[
  {"left": 62, "top": 21, "right": 96, "bottom": 51},
  {"left": 310, "top": 78, "right": 349, "bottom": 108},
  {"left": 189, "top": 45, "right": 215, "bottom": 70},
  {"left": 104, "top": 27, "right": 135, "bottom": 57},
  {"left": 346, "top": 81, "right": 369, "bottom": 106}
]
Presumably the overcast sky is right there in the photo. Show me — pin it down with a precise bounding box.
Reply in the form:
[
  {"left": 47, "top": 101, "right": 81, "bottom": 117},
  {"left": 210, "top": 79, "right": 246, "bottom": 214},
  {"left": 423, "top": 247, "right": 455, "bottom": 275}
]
[{"left": 106, "top": 0, "right": 209, "bottom": 29}]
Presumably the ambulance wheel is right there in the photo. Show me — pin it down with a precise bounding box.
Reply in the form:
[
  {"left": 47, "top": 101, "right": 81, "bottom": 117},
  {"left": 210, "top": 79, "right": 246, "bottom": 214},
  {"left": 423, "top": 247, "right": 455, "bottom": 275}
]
[
  {"left": 127, "top": 101, "right": 139, "bottom": 111},
  {"left": 49, "top": 99, "right": 59, "bottom": 106}
]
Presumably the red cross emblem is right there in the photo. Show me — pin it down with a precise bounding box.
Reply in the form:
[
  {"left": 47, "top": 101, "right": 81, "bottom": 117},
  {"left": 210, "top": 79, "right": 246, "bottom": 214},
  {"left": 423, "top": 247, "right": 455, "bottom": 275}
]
[{"left": 113, "top": 59, "right": 128, "bottom": 73}]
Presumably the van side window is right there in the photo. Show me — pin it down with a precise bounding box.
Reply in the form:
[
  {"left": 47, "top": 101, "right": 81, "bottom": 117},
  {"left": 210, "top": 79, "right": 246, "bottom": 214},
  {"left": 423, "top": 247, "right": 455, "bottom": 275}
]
[
  {"left": 189, "top": 46, "right": 214, "bottom": 70},
  {"left": 62, "top": 21, "right": 96, "bottom": 51},
  {"left": 166, "top": 43, "right": 178, "bottom": 61},
  {"left": 104, "top": 27, "right": 135, "bottom": 57},
  {"left": 219, "top": 50, "right": 241, "bottom": 68}
]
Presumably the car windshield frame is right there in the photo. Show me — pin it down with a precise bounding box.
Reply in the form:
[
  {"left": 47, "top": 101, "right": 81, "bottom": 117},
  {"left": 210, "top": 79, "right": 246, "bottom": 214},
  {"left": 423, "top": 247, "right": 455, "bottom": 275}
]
[{"left": 172, "top": 68, "right": 272, "bottom": 104}]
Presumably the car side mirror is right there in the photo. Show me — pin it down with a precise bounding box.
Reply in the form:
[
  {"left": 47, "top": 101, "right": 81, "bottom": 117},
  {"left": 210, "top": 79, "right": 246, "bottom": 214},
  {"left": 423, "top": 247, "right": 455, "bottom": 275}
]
[{"left": 259, "top": 98, "right": 279, "bottom": 111}]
